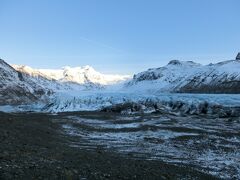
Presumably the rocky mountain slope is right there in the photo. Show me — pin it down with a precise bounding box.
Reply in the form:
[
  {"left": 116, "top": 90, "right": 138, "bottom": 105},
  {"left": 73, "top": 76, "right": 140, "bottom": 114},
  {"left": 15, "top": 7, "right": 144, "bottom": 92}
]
[
  {"left": 126, "top": 59, "right": 240, "bottom": 93},
  {"left": 0, "top": 59, "right": 51, "bottom": 105},
  {"left": 0, "top": 58, "right": 130, "bottom": 105}
]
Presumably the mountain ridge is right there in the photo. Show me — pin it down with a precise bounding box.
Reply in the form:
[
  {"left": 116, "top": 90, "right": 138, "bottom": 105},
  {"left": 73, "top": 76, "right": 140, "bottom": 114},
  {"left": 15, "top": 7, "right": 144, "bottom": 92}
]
[
  {"left": 126, "top": 59, "right": 240, "bottom": 93},
  {"left": 1, "top": 57, "right": 240, "bottom": 109},
  {"left": 13, "top": 64, "right": 131, "bottom": 86},
  {"left": 0, "top": 59, "right": 52, "bottom": 105}
]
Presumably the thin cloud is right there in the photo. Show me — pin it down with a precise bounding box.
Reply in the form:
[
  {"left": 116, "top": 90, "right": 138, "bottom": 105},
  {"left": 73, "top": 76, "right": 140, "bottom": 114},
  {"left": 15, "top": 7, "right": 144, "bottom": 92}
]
[{"left": 78, "top": 36, "right": 125, "bottom": 53}]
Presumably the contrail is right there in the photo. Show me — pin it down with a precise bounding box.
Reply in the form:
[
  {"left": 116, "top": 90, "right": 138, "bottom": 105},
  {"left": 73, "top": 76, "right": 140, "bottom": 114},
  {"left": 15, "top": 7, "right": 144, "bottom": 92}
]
[{"left": 78, "top": 36, "right": 125, "bottom": 53}]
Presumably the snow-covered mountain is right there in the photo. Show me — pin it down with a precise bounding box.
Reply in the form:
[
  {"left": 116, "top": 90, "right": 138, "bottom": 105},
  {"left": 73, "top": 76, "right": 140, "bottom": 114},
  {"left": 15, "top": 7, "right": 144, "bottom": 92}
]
[
  {"left": 37, "top": 57, "right": 240, "bottom": 114},
  {"left": 13, "top": 65, "right": 100, "bottom": 91},
  {"left": 0, "top": 59, "right": 130, "bottom": 105},
  {"left": 1, "top": 56, "right": 240, "bottom": 113},
  {"left": 126, "top": 59, "right": 240, "bottom": 93},
  {"left": 13, "top": 65, "right": 131, "bottom": 88},
  {"left": 0, "top": 59, "right": 51, "bottom": 105},
  {"left": 11, "top": 58, "right": 240, "bottom": 95}
]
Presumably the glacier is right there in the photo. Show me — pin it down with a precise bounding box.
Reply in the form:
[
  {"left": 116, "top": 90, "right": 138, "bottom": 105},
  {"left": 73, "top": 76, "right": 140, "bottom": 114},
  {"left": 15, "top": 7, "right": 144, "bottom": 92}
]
[{"left": 1, "top": 57, "right": 240, "bottom": 115}]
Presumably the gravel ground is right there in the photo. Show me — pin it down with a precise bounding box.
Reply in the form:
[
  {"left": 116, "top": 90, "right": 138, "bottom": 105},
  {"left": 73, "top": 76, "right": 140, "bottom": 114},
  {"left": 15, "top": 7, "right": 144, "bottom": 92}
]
[{"left": 0, "top": 112, "right": 219, "bottom": 179}]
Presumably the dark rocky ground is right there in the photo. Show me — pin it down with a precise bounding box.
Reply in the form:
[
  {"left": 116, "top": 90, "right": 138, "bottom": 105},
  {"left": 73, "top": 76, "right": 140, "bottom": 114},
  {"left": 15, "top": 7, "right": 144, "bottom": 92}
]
[{"left": 0, "top": 112, "right": 219, "bottom": 180}]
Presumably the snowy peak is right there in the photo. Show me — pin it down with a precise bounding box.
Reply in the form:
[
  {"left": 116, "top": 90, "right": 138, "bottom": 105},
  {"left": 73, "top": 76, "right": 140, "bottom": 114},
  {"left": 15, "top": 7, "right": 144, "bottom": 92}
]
[
  {"left": 13, "top": 65, "right": 44, "bottom": 78},
  {"left": 14, "top": 65, "right": 131, "bottom": 86},
  {"left": 60, "top": 65, "right": 106, "bottom": 84},
  {"left": 167, "top": 60, "right": 201, "bottom": 67},
  {"left": 127, "top": 59, "right": 240, "bottom": 93},
  {"left": 130, "top": 59, "right": 201, "bottom": 84},
  {"left": 59, "top": 65, "right": 131, "bottom": 85}
]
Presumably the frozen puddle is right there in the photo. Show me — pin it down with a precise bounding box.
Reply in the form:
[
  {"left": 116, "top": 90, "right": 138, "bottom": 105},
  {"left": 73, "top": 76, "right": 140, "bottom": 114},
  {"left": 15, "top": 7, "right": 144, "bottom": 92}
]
[{"left": 61, "top": 114, "right": 240, "bottom": 179}]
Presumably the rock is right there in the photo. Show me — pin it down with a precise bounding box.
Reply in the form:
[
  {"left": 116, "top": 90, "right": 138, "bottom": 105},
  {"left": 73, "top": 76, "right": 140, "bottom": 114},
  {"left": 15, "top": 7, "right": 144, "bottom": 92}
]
[{"left": 236, "top": 52, "right": 240, "bottom": 60}]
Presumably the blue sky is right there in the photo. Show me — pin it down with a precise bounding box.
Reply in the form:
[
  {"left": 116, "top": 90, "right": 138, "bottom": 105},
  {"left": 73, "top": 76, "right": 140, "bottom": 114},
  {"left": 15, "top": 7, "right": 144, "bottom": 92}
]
[{"left": 0, "top": 0, "right": 240, "bottom": 74}]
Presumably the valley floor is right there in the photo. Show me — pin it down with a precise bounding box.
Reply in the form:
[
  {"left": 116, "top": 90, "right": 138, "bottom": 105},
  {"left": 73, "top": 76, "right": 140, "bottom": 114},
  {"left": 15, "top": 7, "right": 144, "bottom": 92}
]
[{"left": 0, "top": 112, "right": 219, "bottom": 180}]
